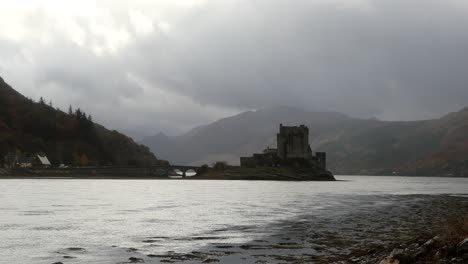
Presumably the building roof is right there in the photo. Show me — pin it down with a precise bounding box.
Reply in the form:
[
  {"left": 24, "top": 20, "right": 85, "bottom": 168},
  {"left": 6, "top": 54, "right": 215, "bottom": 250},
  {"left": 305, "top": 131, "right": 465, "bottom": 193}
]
[{"left": 37, "top": 155, "right": 51, "bottom": 165}]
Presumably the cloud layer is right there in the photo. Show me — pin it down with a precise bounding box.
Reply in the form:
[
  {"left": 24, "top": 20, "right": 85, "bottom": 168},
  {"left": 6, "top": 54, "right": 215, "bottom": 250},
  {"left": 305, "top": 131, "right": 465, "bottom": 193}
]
[{"left": 1, "top": 0, "right": 468, "bottom": 138}]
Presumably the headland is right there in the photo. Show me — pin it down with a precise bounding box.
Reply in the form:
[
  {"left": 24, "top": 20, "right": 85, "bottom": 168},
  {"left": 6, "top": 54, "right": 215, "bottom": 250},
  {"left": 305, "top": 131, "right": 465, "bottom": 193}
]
[{"left": 2, "top": 124, "right": 336, "bottom": 181}]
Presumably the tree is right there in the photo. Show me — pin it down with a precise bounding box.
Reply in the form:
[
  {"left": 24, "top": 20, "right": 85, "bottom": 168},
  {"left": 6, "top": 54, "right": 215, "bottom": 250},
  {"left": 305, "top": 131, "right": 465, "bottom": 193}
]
[
  {"left": 39, "top": 97, "right": 45, "bottom": 105},
  {"left": 75, "top": 108, "right": 82, "bottom": 119},
  {"left": 80, "top": 154, "right": 89, "bottom": 167},
  {"left": 213, "top": 161, "right": 227, "bottom": 172},
  {"left": 198, "top": 164, "right": 209, "bottom": 175},
  {"left": 68, "top": 105, "right": 73, "bottom": 115}
]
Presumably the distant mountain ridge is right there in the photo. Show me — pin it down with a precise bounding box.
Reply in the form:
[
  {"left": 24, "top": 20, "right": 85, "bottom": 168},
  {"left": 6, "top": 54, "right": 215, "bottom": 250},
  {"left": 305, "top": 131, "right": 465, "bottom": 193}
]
[
  {"left": 0, "top": 76, "right": 165, "bottom": 167},
  {"left": 143, "top": 106, "right": 468, "bottom": 176}
]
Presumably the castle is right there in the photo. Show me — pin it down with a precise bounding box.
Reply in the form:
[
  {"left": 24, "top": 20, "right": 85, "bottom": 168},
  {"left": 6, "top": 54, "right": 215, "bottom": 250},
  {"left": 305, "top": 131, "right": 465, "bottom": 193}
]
[{"left": 240, "top": 124, "right": 326, "bottom": 171}]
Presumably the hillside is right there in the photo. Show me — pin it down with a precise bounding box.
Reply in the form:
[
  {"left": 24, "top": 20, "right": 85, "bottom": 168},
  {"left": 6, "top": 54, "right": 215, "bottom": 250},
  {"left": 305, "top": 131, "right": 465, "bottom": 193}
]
[
  {"left": 143, "top": 106, "right": 468, "bottom": 176},
  {"left": 0, "top": 76, "right": 166, "bottom": 167}
]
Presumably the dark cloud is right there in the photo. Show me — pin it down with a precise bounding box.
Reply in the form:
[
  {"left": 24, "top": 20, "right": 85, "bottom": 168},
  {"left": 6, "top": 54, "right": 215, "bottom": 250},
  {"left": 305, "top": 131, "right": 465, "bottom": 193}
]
[
  {"left": 127, "top": 0, "right": 468, "bottom": 121},
  {"left": 1, "top": 0, "right": 468, "bottom": 139}
]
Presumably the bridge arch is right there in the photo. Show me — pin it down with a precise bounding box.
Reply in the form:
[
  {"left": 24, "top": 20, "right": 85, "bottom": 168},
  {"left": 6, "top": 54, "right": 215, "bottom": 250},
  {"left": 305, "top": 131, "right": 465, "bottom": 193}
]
[
  {"left": 184, "top": 169, "right": 197, "bottom": 177},
  {"left": 150, "top": 165, "right": 200, "bottom": 178}
]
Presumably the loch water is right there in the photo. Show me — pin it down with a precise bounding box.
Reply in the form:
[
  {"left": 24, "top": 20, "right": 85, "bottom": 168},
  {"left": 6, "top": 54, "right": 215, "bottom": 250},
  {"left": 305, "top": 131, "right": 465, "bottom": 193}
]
[{"left": 0, "top": 176, "right": 467, "bottom": 264}]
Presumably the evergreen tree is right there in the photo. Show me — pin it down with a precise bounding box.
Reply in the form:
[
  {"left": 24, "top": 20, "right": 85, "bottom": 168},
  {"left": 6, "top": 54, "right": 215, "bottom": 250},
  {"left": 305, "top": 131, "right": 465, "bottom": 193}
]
[
  {"left": 68, "top": 105, "right": 73, "bottom": 115},
  {"left": 75, "top": 108, "right": 82, "bottom": 119}
]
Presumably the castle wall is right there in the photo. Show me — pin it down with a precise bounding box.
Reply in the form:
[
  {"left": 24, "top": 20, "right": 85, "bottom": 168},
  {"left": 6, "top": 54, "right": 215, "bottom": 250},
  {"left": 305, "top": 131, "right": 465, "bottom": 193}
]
[
  {"left": 277, "top": 133, "right": 286, "bottom": 159},
  {"left": 316, "top": 152, "right": 326, "bottom": 171}
]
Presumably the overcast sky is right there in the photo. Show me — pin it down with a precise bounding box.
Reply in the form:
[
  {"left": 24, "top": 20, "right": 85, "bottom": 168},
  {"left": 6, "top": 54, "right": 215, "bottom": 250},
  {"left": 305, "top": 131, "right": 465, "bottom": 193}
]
[{"left": 1, "top": 0, "right": 468, "bottom": 139}]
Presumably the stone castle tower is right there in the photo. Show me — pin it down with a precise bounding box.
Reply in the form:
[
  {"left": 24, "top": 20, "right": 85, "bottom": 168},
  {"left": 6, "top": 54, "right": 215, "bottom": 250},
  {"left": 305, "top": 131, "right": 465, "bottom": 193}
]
[
  {"left": 240, "top": 124, "right": 327, "bottom": 171},
  {"left": 277, "top": 124, "right": 313, "bottom": 159}
]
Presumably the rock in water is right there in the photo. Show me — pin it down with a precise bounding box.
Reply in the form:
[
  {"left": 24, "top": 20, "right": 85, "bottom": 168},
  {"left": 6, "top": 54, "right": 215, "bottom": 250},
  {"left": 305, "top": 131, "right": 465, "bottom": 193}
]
[{"left": 128, "top": 257, "right": 144, "bottom": 263}]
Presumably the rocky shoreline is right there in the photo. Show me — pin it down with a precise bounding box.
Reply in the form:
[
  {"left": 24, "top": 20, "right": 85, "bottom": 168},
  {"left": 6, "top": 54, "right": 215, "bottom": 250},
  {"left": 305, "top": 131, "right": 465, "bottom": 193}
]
[
  {"left": 329, "top": 221, "right": 468, "bottom": 264},
  {"left": 196, "top": 166, "right": 336, "bottom": 181}
]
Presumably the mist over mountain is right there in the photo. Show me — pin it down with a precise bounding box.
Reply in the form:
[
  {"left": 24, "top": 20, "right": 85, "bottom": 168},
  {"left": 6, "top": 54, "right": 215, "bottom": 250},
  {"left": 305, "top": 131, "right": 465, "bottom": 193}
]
[
  {"left": 143, "top": 106, "right": 468, "bottom": 176},
  {"left": 0, "top": 76, "right": 165, "bottom": 167}
]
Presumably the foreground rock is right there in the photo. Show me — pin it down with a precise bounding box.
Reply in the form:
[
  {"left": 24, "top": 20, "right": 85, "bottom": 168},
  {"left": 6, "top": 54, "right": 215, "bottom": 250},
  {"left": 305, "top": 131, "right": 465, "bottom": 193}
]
[
  {"left": 372, "top": 236, "right": 468, "bottom": 264},
  {"left": 337, "top": 214, "right": 468, "bottom": 264}
]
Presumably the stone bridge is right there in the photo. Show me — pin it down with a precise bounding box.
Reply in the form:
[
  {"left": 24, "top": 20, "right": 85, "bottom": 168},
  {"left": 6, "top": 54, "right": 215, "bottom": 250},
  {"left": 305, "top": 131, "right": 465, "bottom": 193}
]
[{"left": 151, "top": 165, "right": 200, "bottom": 178}]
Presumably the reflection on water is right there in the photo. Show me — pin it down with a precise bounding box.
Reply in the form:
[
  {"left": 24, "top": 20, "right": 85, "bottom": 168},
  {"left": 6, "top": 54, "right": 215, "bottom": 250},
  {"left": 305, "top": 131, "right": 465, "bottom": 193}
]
[{"left": 0, "top": 176, "right": 467, "bottom": 263}]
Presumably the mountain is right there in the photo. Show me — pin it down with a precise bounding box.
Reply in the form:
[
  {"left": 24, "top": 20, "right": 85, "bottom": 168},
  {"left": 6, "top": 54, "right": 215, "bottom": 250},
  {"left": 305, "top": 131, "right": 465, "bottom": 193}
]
[
  {"left": 143, "top": 106, "right": 468, "bottom": 176},
  {"left": 142, "top": 106, "right": 352, "bottom": 165},
  {"left": 0, "top": 76, "right": 166, "bottom": 167}
]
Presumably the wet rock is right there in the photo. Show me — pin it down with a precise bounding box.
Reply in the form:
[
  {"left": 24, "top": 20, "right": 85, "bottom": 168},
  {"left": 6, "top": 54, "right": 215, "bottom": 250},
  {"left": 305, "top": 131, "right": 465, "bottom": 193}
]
[
  {"left": 390, "top": 248, "right": 404, "bottom": 258},
  {"left": 128, "top": 257, "right": 144, "bottom": 263},
  {"left": 278, "top": 242, "right": 298, "bottom": 246},
  {"left": 458, "top": 238, "right": 468, "bottom": 253},
  {"left": 407, "top": 243, "right": 420, "bottom": 251},
  {"left": 192, "top": 236, "right": 228, "bottom": 240},
  {"left": 145, "top": 254, "right": 171, "bottom": 258},
  {"left": 221, "top": 251, "right": 239, "bottom": 255},
  {"left": 419, "top": 236, "right": 440, "bottom": 251},
  {"left": 52, "top": 262, "right": 64, "bottom": 264},
  {"left": 449, "top": 257, "right": 466, "bottom": 264},
  {"left": 201, "top": 257, "right": 219, "bottom": 263},
  {"left": 379, "top": 248, "right": 415, "bottom": 264},
  {"left": 63, "top": 255, "right": 76, "bottom": 259},
  {"left": 413, "top": 247, "right": 427, "bottom": 259},
  {"left": 142, "top": 239, "right": 160, "bottom": 243},
  {"left": 424, "top": 238, "right": 436, "bottom": 248},
  {"left": 239, "top": 244, "right": 262, "bottom": 250},
  {"left": 379, "top": 257, "right": 400, "bottom": 264},
  {"left": 66, "top": 247, "right": 85, "bottom": 252}
]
